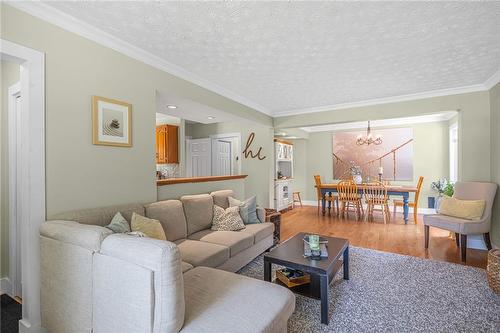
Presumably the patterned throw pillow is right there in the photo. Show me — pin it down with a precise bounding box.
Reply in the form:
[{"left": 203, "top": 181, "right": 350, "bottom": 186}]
[
  {"left": 228, "top": 196, "right": 260, "bottom": 224},
  {"left": 211, "top": 205, "right": 246, "bottom": 231},
  {"left": 105, "top": 212, "right": 131, "bottom": 233},
  {"left": 131, "top": 212, "right": 167, "bottom": 240}
]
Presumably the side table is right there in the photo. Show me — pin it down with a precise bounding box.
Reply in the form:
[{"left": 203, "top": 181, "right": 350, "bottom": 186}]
[{"left": 265, "top": 208, "right": 281, "bottom": 245}]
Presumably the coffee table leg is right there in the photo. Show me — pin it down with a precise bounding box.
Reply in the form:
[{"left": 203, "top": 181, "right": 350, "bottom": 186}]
[
  {"left": 343, "top": 246, "right": 349, "bottom": 280},
  {"left": 320, "top": 274, "right": 329, "bottom": 325},
  {"left": 264, "top": 259, "right": 272, "bottom": 282}
]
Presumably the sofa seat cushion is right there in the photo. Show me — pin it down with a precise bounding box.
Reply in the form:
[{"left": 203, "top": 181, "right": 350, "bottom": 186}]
[
  {"left": 188, "top": 230, "right": 254, "bottom": 257},
  {"left": 423, "top": 214, "right": 488, "bottom": 234},
  {"left": 181, "top": 266, "right": 295, "bottom": 333},
  {"left": 175, "top": 239, "right": 230, "bottom": 268},
  {"left": 182, "top": 261, "right": 194, "bottom": 273},
  {"left": 239, "top": 222, "right": 274, "bottom": 243}
]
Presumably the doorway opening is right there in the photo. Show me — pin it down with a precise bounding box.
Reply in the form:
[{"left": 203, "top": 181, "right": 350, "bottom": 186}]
[{"left": 1, "top": 39, "right": 45, "bottom": 333}]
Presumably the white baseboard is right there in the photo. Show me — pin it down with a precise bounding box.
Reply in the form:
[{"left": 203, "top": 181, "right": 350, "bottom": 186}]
[
  {"left": 0, "top": 277, "right": 12, "bottom": 295},
  {"left": 19, "top": 320, "right": 48, "bottom": 333}
]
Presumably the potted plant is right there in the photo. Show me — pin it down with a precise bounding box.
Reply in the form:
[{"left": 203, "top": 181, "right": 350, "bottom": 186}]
[{"left": 430, "top": 178, "right": 454, "bottom": 209}]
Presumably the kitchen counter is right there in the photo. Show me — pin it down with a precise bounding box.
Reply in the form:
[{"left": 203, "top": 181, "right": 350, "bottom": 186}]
[{"left": 157, "top": 174, "right": 248, "bottom": 186}]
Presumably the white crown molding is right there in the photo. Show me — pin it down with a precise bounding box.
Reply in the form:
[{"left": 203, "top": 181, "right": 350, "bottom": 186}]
[
  {"left": 484, "top": 68, "right": 500, "bottom": 90},
  {"left": 273, "top": 84, "right": 488, "bottom": 117},
  {"left": 7, "top": 1, "right": 272, "bottom": 116},
  {"left": 8, "top": 2, "right": 500, "bottom": 119}
]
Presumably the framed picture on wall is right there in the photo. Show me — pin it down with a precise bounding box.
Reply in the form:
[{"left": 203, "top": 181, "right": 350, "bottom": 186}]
[{"left": 92, "top": 96, "right": 132, "bottom": 147}]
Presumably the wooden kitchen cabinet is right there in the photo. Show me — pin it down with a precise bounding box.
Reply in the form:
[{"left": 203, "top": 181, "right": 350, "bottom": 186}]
[{"left": 156, "top": 124, "right": 178, "bottom": 164}]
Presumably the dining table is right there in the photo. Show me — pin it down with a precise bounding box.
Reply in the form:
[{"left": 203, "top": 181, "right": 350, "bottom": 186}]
[{"left": 317, "top": 183, "right": 418, "bottom": 224}]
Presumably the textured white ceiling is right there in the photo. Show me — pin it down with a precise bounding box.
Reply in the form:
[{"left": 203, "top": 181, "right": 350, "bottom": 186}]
[{"left": 45, "top": 1, "right": 500, "bottom": 115}]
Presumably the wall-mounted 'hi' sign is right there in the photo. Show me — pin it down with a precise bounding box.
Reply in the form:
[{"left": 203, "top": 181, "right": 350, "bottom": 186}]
[{"left": 243, "top": 132, "right": 266, "bottom": 160}]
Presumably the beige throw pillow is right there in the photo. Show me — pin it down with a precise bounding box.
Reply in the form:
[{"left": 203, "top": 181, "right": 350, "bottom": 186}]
[
  {"left": 438, "top": 196, "right": 486, "bottom": 220},
  {"left": 211, "top": 205, "right": 246, "bottom": 231},
  {"left": 131, "top": 212, "right": 167, "bottom": 240}
]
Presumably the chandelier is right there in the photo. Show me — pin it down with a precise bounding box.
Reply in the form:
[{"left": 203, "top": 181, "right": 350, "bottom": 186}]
[{"left": 356, "top": 121, "right": 382, "bottom": 145}]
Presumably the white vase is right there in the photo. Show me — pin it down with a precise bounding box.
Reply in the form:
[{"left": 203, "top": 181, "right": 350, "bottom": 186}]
[
  {"left": 435, "top": 195, "right": 443, "bottom": 211},
  {"left": 353, "top": 175, "right": 363, "bottom": 184}
]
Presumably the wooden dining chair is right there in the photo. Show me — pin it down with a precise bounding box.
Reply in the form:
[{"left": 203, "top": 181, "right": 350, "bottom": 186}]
[
  {"left": 364, "top": 181, "right": 390, "bottom": 224},
  {"left": 337, "top": 180, "right": 363, "bottom": 220},
  {"left": 314, "top": 175, "right": 338, "bottom": 215},
  {"left": 393, "top": 176, "right": 424, "bottom": 224}
]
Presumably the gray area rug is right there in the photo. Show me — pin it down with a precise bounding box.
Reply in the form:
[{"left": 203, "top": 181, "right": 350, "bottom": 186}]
[{"left": 237, "top": 247, "right": 500, "bottom": 332}]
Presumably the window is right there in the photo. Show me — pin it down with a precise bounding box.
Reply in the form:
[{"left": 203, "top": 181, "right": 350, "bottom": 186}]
[{"left": 449, "top": 123, "right": 458, "bottom": 182}]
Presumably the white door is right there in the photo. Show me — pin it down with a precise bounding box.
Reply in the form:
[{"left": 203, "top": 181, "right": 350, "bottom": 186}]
[
  {"left": 187, "top": 138, "right": 211, "bottom": 177},
  {"left": 213, "top": 139, "right": 232, "bottom": 176}
]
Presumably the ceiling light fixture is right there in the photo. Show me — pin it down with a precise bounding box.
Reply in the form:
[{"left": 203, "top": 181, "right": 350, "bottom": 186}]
[
  {"left": 356, "top": 121, "right": 382, "bottom": 145},
  {"left": 207, "top": 116, "right": 215, "bottom": 120},
  {"left": 166, "top": 105, "right": 177, "bottom": 109}
]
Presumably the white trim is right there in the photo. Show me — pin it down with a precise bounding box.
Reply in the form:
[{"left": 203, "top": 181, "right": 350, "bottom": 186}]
[
  {"left": 484, "top": 68, "right": 500, "bottom": 89},
  {"left": 300, "top": 111, "right": 457, "bottom": 133},
  {"left": 8, "top": 1, "right": 272, "bottom": 116},
  {"left": 274, "top": 84, "right": 487, "bottom": 117},
  {"left": 1, "top": 277, "right": 13, "bottom": 296},
  {"left": 1, "top": 39, "right": 46, "bottom": 333},
  {"left": 8, "top": 82, "right": 22, "bottom": 299}
]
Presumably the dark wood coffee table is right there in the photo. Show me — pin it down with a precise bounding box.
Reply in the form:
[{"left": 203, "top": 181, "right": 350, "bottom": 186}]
[{"left": 263, "top": 232, "right": 349, "bottom": 325}]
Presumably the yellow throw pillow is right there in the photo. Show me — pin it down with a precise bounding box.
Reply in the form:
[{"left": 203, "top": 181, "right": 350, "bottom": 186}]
[
  {"left": 438, "top": 196, "right": 486, "bottom": 220},
  {"left": 131, "top": 212, "right": 167, "bottom": 240}
]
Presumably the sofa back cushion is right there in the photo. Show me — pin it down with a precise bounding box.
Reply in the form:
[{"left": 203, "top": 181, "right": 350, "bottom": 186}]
[
  {"left": 210, "top": 190, "right": 235, "bottom": 209},
  {"left": 181, "top": 194, "right": 214, "bottom": 235},
  {"left": 145, "top": 200, "right": 188, "bottom": 241},
  {"left": 48, "top": 203, "right": 145, "bottom": 227}
]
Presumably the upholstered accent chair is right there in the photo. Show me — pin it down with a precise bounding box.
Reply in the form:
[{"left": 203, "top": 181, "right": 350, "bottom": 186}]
[{"left": 423, "top": 181, "right": 497, "bottom": 262}]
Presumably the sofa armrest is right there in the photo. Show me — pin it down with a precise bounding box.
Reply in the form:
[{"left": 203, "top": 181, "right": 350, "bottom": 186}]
[
  {"left": 257, "top": 207, "right": 266, "bottom": 223},
  {"left": 97, "top": 234, "right": 185, "bottom": 333},
  {"left": 41, "top": 220, "right": 112, "bottom": 252}
]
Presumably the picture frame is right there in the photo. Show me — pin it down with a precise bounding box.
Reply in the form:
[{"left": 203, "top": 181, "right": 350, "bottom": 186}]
[{"left": 92, "top": 96, "right": 132, "bottom": 147}]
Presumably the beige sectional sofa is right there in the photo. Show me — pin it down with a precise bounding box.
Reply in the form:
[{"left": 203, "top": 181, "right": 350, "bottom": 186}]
[{"left": 40, "top": 190, "right": 295, "bottom": 333}]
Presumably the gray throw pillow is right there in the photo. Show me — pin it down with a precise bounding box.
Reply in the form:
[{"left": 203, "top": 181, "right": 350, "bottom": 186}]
[
  {"left": 105, "top": 212, "right": 131, "bottom": 233},
  {"left": 228, "top": 196, "right": 259, "bottom": 224}
]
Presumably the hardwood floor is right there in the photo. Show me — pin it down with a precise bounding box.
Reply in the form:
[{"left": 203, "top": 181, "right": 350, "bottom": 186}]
[{"left": 280, "top": 206, "right": 488, "bottom": 269}]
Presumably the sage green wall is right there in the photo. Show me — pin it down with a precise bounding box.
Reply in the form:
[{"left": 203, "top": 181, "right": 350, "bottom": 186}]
[
  {"left": 291, "top": 139, "right": 307, "bottom": 196},
  {"left": 490, "top": 82, "right": 500, "bottom": 248},
  {"left": 298, "top": 122, "right": 449, "bottom": 208},
  {"left": 157, "top": 178, "right": 245, "bottom": 202},
  {"left": 1, "top": 60, "right": 20, "bottom": 278},
  {"left": 186, "top": 122, "right": 275, "bottom": 207},
  {"left": 275, "top": 91, "right": 490, "bottom": 183},
  {"left": 1, "top": 4, "right": 272, "bottom": 219}
]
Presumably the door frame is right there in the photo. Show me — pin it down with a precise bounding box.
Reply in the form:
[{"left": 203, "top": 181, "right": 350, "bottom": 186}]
[
  {"left": 8, "top": 82, "right": 22, "bottom": 299},
  {"left": 1, "top": 39, "right": 45, "bottom": 333},
  {"left": 210, "top": 132, "right": 242, "bottom": 175}
]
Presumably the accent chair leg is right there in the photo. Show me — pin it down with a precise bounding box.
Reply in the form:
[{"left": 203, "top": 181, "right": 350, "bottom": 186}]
[
  {"left": 483, "top": 232, "right": 492, "bottom": 250},
  {"left": 460, "top": 234, "right": 467, "bottom": 262},
  {"left": 424, "top": 225, "right": 429, "bottom": 249},
  {"left": 413, "top": 207, "right": 418, "bottom": 224}
]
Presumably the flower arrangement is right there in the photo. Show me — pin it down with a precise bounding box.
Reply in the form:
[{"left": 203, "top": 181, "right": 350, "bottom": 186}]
[
  {"left": 349, "top": 162, "right": 361, "bottom": 176},
  {"left": 431, "top": 178, "right": 454, "bottom": 197}
]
